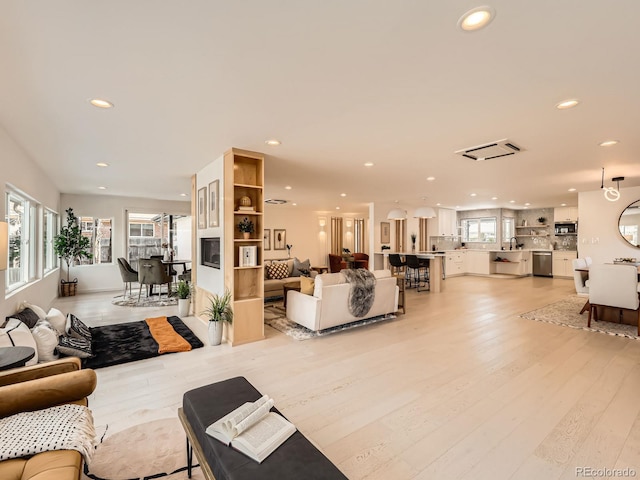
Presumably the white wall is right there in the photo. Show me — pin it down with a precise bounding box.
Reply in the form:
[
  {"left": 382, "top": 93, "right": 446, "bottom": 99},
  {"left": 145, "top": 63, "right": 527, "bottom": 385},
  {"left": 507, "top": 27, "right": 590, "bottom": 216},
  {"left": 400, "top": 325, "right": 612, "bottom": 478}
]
[
  {"left": 1, "top": 125, "right": 61, "bottom": 318},
  {"left": 60, "top": 193, "right": 190, "bottom": 293},
  {"left": 195, "top": 155, "right": 225, "bottom": 296},
  {"left": 578, "top": 186, "right": 640, "bottom": 263}
]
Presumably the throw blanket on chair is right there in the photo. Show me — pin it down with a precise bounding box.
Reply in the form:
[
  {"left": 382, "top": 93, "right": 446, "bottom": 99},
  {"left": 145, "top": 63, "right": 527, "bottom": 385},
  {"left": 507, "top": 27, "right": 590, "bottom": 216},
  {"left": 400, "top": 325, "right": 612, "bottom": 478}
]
[
  {"left": 341, "top": 269, "right": 377, "bottom": 317},
  {"left": 0, "top": 404, "right": 95, "bottom": 462},
  {"left": 146, "top": 316, "right": 192, "bottom": 353}
]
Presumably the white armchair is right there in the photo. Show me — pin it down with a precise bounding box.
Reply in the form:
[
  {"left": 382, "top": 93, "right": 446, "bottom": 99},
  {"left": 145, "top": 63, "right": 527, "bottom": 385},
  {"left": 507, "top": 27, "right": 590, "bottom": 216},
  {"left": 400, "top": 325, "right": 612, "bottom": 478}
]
[
  {"left": 572, "top": 258, "right": 589, "bottom": 296},
  {"left": 587, "top": 264, "right": 640, "bottom": 334}
]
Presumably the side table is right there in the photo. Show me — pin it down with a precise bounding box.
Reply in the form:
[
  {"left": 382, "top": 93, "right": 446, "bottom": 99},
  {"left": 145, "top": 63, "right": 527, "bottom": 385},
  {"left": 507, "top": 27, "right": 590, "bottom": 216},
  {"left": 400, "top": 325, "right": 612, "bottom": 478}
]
[
  {"left": 282, "top": 281, "right": 301, "bottom": 308},
  {"left": 394, "top": 275, "right": 405, "bottom": 314},
  {"left": 0, "top": 346, "right": 36, "bottom": 371}
]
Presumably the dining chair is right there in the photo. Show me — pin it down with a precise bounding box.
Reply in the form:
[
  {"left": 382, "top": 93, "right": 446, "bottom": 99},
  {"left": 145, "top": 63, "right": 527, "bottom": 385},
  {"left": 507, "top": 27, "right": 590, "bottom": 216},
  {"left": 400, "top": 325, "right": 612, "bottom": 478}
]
[
  {"left": 572, "top": 258, "right": 590, "bottom": 314},
  {"left": 388, "top": 254, "right": 405, "bottom": 275},
  {"left": 587, "top": 264, "right": 640, "bottom": 334},
  {"left": 584, "top": 256, "right": 593, "bottom": 266},
  {"left": 138, "top": 258, "right": 172, "bottom": 302},
  {"left": 117, "top": 257, "right": 138, "bottom": 297}
]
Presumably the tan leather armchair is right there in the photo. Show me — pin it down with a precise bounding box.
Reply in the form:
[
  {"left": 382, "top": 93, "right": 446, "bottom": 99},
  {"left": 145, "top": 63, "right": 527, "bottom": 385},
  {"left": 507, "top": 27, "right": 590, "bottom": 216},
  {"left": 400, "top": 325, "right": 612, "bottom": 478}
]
[{"left": 0, "top": 357, "right": 97, "bottom": 480}]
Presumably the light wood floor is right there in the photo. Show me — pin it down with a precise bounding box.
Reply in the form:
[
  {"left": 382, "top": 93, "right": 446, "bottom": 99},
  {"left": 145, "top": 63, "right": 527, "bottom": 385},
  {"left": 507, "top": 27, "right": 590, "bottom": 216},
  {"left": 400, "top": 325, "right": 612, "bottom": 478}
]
[{"left": 53, "top": 276, "right": 640, "bottom": 479}]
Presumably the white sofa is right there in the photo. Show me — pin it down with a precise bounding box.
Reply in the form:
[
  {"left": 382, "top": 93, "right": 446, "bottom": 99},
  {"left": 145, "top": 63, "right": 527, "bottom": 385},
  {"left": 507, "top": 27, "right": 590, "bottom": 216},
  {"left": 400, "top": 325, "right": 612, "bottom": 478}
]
[{"left": 286, "top": 269, "right": 399, "bottom": 331}]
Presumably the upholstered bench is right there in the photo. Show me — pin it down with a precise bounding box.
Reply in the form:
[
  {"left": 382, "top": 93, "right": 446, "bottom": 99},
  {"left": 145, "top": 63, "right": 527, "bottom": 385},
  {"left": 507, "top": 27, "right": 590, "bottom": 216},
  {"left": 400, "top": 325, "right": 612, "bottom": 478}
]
[{"left": 179, "top": 377, "right": 347, "bottom": 480}]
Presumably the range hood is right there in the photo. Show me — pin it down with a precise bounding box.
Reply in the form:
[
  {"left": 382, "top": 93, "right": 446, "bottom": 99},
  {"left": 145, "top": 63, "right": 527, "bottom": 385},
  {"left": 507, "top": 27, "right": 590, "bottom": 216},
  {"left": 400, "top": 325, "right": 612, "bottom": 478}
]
[{"left": 455, "top": 139, "right": 523, "bottom": 161}]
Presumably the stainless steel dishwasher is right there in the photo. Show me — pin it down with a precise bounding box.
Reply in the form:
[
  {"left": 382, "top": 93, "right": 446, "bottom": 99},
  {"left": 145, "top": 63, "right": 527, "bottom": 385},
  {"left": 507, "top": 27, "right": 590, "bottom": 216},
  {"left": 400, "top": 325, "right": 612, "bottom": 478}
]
[{"left": 532, "top": 251, "right": 553, "bottom": 277}]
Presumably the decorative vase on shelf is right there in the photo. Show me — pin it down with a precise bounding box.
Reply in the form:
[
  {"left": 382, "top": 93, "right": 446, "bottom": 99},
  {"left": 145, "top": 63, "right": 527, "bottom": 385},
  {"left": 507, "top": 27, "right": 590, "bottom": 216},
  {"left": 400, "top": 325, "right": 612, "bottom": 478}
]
[
  {"left": 243, "top": 232, "right": 250, "bottom": 240},
  {"left": 208, "top": 321, "right": 223, "bottom": 346}
]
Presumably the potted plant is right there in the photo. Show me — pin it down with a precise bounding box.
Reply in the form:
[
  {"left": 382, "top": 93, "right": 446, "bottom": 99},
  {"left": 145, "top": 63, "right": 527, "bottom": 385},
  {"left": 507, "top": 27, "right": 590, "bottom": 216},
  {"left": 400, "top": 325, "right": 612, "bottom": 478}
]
[
  {"left": 238, "top": 217, "right": 254, "bottom": 240},
  {"left": 201, "top": 289, "right": 234, "bottom": 346},
  {"left": 53, "top": 208, "right": 92, "bottom": 297},
  {"left": 537, "top": 216, "right": 547, "bottom": 225},
  {"left": 176, "top": 280, "right": 191, "bottom": 317}
]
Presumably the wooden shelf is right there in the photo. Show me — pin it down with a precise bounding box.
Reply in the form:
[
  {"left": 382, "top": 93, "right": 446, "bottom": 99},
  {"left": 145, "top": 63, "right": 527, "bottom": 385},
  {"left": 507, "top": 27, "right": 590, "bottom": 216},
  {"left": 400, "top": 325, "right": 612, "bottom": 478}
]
[
  {"left": 516, "top": 225, "right": 548, "bottom": 228},
  {"left": 492, "top": 261, "right": 521, "bottom": 264},
  {"left": 234, "top": 211, "right": 263, "bottom": 215},
  {"left": 517, "top": 235, "right": 549, "bottom": 237},
  {"left": 234, "top": 183, "right": 262, "bottom": 189},
  {"left": 234, "top": 265, "right": 262, "bottom": 270}
]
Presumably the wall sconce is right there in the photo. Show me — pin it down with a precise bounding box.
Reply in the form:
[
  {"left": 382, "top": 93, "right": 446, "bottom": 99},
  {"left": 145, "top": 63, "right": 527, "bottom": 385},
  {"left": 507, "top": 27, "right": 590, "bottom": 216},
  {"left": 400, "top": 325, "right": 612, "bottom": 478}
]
[
  {"left": 0, "top": 221, "right": 8, "bottom": 271},
  {"left": 601, "top": 167, "right": 624, "bottom": 202}
]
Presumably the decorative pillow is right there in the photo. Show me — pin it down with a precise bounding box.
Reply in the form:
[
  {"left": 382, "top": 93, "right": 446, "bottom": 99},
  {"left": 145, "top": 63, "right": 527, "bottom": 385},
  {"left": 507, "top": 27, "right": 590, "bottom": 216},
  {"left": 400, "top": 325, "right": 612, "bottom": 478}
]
[
  {"left": 57, "top": 336, "right": 92, "bottom": 359},
  {"left": 31, "top": 320, "right": 59, "bottom": 362},
  {"left": 300, "top": 276, "right": 315, "bottom": 295},
  {"left": 266, "top": 262, "right": 289, "bottom": 280},
  {"left": 65, "top": 314, "right": 92, "bottom": 342},
  {"left": 18, "top": 301, "right": 47, "bottom": 320},
  {"left": 6, "top": 308, "right": 40, "bottom": 329},
  {"left": 292, "top": 258, "right": 311, "bottom": 277},
  {"left": 0, "top": 319, "right": 39, "bottom": 365},
  {"left": 46, "top": 308, "right": 67, "bottom": 335}
]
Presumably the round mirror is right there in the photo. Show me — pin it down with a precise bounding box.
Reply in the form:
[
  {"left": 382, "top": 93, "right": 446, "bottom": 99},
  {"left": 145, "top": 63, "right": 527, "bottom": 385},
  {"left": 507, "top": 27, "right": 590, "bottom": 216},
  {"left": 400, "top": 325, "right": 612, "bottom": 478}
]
[{"left": 618, "top": 199, "right": 640, "bottom": 248}]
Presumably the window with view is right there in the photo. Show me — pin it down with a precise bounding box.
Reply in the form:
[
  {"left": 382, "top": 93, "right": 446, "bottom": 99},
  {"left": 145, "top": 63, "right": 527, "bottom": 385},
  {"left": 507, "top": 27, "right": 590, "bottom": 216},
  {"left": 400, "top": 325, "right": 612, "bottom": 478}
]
[
  {"left": 6, "top": 191, "right": 38, "bottom": 292},
  {"left": 502, "top": 217, "right": 514, "bottom": 243},
  {"left": 462, "top": 217, "right": 497, "bottom": 243},
  {"left": 43, "top": 209, "right": 59, "bottom": 273},
  {"left": 127, "top": 212, "right": 191, "bottom": 270},
  {"left": 76, "top": 217, "right": 113, "bottom": 265}
]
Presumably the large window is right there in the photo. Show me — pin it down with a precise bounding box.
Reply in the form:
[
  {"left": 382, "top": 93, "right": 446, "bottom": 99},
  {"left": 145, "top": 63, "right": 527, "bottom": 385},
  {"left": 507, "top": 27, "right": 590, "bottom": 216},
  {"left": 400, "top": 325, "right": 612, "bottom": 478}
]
[
  {"left": 6, "top": 191, "right": 38, "bottom": 292},
  {"left": 43, "top": 209, "right": 59, "bottom": 273},
  {"left": 127, "top": 212, "right": 191, "bottom": 269},
  {"left": 462, "top": 217, "right": 497, "bottom": 243},
  {"left": 502, "top": 217, "right": 515, "bottom": 243}
]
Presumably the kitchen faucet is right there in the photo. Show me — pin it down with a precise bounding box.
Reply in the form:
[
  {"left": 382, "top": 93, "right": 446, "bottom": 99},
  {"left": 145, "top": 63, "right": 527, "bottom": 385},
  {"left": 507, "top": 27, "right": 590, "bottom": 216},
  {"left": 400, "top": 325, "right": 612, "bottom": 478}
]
[{"left": 509, "top": 236, "right": 518, "bottom": 250}]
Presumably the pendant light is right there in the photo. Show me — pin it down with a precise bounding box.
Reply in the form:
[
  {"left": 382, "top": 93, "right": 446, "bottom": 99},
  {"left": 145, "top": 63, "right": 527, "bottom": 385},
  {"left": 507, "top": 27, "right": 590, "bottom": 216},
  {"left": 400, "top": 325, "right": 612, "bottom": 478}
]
[
  {"left": 387, "top": 208, "right": 407, "bottom": 220},
  {"left": 414, "top": 206, "right": 437, "bottom": 218},
  {"left": 601, "top": 167, "right": 624, "bottom": 202}
]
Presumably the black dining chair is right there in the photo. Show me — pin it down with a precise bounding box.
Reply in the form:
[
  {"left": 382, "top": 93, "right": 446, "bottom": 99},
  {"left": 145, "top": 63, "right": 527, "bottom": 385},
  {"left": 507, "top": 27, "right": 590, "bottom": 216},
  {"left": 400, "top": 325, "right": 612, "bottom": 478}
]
[{"left": 405, "top": 255, "right": 429, "bottom": 292}]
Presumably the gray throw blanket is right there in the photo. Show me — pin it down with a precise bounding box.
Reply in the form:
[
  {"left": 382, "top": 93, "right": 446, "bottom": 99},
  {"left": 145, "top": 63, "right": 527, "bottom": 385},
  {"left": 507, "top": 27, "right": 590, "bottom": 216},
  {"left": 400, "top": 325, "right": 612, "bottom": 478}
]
[{"left": 341, "top": 269, "right": 377, "bottom": 317}]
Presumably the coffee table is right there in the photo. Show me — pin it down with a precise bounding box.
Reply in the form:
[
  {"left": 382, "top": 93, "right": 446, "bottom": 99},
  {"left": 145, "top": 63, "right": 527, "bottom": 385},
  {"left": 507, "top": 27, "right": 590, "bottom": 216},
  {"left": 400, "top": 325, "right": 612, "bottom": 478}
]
[
  {"left": 180, "top": 377, "right": 347, "bottom": 480},
  {"left": 282, "top": 281, "right": 301, "bottom": 308},
  {"left": 0, "top": 346, "right": 35, "bottom": 371}
]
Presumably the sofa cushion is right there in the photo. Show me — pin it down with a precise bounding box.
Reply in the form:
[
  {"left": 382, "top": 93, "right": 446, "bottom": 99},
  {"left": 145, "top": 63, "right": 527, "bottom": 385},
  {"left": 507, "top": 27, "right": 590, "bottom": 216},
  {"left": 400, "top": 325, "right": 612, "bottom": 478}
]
[
  {"left": 291, "top": 257, "right": 311, "bottom": 277},
  {"left": 65, "top": 314, "right": 92, "bottom": 342},
  {"left": 18, "top": 301, "right": 48, "bottom": 321},
  {"left": 46, "top": 308, "right": 67, "bottom": 336},
  {"left": 266, "top": 262, "right": 289, "bottom": 280},
  {"left": 31, "top": 320, "right": 60, "bottom": 363},
  {"left": 6, "top": 308, "right": 40, "bottom": 329},
  {"left": 0, "top": 319, "right": 38, "bottom": 365},
  {"left": 57, "top": 336, "right": 92, "bottom": 359},
  {"left": 300, "top": 276, "right": 315, "bottom": 295}
]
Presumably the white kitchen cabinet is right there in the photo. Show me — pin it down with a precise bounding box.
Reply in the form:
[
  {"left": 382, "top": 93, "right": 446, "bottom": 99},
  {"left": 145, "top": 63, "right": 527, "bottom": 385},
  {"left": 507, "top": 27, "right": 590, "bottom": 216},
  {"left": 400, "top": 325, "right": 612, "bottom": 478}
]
[
  {"left": 491, "top": 250, "right": 531, "bottom": 276},
  {"left": 554, "top": 207, "right": 578, "bottom": 223},
  {"left": 466, "top": 251, "right": 490, "bottom": 275},
  {"left": 552, "top": 251, "right": 576, "bottom": 278},
  {"left": 445, "top": 251, "right": 465, "bottom": 277},
  {"left": 433, "top": 208, "right": 458, "bottom": 236}
]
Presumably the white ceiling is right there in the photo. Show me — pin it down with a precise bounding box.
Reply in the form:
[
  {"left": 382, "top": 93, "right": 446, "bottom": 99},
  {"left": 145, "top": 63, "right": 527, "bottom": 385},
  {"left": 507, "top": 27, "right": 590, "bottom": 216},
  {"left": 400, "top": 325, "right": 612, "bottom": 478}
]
[{"left": 1, "top": 1, "right": 639, "bottom": 214}]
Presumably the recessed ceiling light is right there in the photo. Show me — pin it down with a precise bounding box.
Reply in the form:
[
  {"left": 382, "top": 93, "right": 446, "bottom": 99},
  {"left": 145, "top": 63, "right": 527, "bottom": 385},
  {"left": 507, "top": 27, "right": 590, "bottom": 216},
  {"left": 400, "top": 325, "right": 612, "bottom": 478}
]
[
  {"left": 98, "top": 186, "right": 107, "bottom": 190},
  {"left": 340, "top": 193, "right": 347, "bottom": 197},
  {"left": 509, "top": 200, "right": 515, "bottom": 203},
  {"left": 96, "top": 162, "right": 109, "bottom": 167},
  {"left": 90, "top": 98, "right": 113, "bottom": 109},
  {"left": 470, "top": 193, "right": 477, "bottom": 197},
  {"left": 458, "top": 6, "right": 496, "bottom": 31},
  {"left": 426, "top": 176, "right": 436, "bottom": 181},
  {"left": 455, "top": 206, "right": 460, "bottom": 209},
  {"left": 568, "top": 188, "right": 576, "bottom": 192},
  {"left": 364, "top": 162, "right": 374, "bottom": 167},
  {"left": 524, "top": 202, "right": 531, "bottom": 206},
  {"left": 336, "top": 206, "right": 340, "bottom": 210},
  {"left": 265, "top": 139, "right": 281, "bottom": 146},
  {"left": 180, "top": 193, "right": 187, "bottom": 197},
  {"left": 599, "top": 140, "right": 619, "bottom": 147},
  {"left": 436, "top": 203, "right": 441, "bottom": 206},
  {"left": 284, "top": 185, "right": 292, "bottom": 190},
  {"left": 561, "top": 203, "right": 567, "bottom": 207},
  {"left": 555, "top": 99, "right": 579, "bottom": 110},
  {"left": 491, "top": 196, "right": 498, "bottom": 200},
  {"left": 292, "top": 203, "right": 297, "bottom": 206}
]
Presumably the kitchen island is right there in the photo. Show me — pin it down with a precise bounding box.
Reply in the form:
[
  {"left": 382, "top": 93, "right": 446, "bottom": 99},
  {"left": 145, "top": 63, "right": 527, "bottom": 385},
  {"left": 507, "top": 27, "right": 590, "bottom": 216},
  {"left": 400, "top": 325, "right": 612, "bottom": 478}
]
[{"left": 374, "top": 252, "right": 445, "bottom": 292}]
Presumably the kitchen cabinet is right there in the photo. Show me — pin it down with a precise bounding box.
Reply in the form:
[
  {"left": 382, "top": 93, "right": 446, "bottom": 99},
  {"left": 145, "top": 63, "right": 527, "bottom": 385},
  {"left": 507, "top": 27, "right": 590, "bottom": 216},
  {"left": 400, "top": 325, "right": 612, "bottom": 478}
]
[
  {"left": 466, "top": 251, "right": 490, "bottom": 275},
  {"left": 554, "top": 207, "right": 578, "bottom": 223},
  {"left": 490, "top": 250, "right": 531, "bottom": 276},
  {"left": 445, "top": 251, "right": 465, "bottom": 277},
  {"left": 552, "top": 251, "right": 576, "bottom": 278},
  {"left": 430, "top": 208, "right": 458, "bottom": 237}
]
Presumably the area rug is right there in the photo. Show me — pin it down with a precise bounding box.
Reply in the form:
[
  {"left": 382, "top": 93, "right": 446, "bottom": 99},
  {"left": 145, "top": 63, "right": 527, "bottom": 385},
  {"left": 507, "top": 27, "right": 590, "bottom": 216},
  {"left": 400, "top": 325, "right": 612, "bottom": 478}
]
[
  {"left": 264, "top": 303, "right": 396, "bottom": 340},
  {"left": 519, "top": 295, "right": 639, "bottom": 340},
  {"left": 83, "top": 413, "right": 204, "bottom": 480},
  {"left": 112, "top": 295, "right": 177, "bottom": 307}
]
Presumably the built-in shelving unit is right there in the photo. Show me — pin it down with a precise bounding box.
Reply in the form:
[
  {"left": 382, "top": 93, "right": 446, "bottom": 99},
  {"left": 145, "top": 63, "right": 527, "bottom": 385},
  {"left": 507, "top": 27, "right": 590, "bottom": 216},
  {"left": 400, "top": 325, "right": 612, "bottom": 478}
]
[
  {"left": 515, "top": 224, "right": 549, "bottom": 237},
  {"left": 224, "top": 148, "right": 264, "bottom": 346}
]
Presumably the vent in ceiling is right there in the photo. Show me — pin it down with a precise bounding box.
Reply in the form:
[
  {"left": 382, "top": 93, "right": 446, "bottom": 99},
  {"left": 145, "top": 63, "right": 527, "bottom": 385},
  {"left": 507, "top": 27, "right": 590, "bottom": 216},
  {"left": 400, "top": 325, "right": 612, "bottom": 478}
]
[
  {"left": 265, "top": 198, "right": 288, "bottom": 205},
  {"left": 455, "top": 139, "right": 523, "bottom": 161}
]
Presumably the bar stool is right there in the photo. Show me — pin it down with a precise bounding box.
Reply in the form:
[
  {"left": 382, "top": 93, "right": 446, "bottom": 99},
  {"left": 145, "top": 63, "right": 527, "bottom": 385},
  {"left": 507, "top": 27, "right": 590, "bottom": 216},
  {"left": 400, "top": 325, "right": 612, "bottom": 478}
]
[{"left": 405, "top": 255, "right": 429, "bottom": 291}]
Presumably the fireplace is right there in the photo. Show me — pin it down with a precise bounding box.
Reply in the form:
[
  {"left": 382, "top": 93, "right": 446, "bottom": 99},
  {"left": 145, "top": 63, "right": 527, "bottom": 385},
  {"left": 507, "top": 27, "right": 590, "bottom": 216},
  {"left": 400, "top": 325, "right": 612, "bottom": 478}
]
[{"left": 200, "top": 237, "right": 220, "bottom": 269}]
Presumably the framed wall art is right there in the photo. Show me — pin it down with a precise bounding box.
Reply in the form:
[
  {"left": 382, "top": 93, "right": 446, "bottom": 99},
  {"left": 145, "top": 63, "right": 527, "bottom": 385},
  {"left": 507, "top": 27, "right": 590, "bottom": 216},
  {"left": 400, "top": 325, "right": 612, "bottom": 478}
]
[
  {"left": 380, "top": 222, "right": 390, "bottom": 244},
  {"left": 198, "top": 187, "right": 207, "bottom": 229},
  {"left": 208, "top": 180, "right": 219, "bottom": 227},
  {"left": 274, "top": 229, "right": 286, "bottom": 250},
  {"left": 263, "top": 228, "right": 271, "bottom": 251}
]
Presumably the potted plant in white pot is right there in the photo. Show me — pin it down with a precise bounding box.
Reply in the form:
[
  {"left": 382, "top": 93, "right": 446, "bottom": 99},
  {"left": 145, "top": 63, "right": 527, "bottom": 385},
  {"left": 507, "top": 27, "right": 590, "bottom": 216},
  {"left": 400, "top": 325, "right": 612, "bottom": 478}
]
[
  {"left": 201, "top": 289, "right": 233, "bottom": 346},
  {"left": 238, "top": 217, "right": 254, "bottom": 240},
  {"left": 53, "top": 208, "right": 92, "bottom": 296},
  {"left": 176, "top": 280, "right": 191, "bottom": 317}
]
